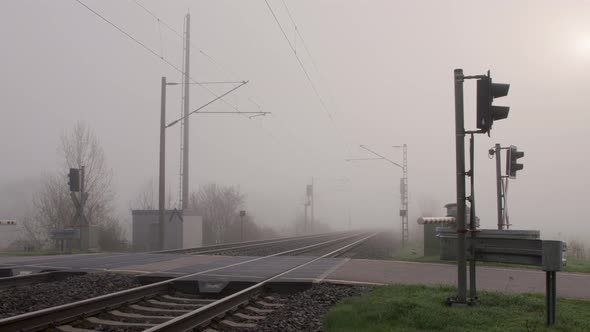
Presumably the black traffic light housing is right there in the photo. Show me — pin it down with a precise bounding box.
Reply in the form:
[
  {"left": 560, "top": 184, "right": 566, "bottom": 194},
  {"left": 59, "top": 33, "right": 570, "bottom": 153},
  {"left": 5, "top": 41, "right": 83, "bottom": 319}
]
[
  {"left": 476, "top": 73, "right": 510, "bottom": 133},
  {"left": 68, "top": 168, "right": 80, "bottom": 192},
  {"left": 506, "top": 145, "right": 524, "bottom": 178}
]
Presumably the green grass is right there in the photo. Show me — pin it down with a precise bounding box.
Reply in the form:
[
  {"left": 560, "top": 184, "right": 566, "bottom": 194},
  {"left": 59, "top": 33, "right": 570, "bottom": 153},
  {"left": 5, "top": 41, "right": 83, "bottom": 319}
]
[{"left": 324, "top": 284, "right": 590, "bottom": 332}]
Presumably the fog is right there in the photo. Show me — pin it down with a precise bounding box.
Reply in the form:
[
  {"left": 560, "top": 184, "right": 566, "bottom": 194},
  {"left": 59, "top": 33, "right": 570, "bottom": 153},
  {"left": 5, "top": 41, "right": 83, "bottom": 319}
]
[{"left": 1, "top": 1, "right": 589, "bottom": 244}]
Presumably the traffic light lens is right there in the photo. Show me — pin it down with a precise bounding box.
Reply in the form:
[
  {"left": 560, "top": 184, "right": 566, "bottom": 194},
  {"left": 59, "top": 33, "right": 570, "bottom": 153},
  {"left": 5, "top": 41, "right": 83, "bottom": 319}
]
[
  {"left": 491, "top": 83, "right": 510, "bottom": 98},
  {"left": 492, "top": 106, "right": 510, "bottom": 120}
]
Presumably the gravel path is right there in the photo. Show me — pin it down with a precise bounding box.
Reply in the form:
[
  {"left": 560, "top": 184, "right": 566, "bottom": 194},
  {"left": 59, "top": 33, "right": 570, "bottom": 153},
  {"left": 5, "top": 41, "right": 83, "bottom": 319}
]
[
  {"left": 233, "top": 284, "right": 371, "bottom": 332},
  {"left": 0, "top": 272, "right": 140, "bottom": 319}
]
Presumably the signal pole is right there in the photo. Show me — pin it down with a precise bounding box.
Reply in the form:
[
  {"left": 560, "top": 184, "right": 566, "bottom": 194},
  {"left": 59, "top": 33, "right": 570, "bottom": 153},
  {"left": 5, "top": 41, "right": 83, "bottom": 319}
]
[
  {"left": 453, "top": 68, "right": 468, "bottom": 304},
  {"left": 494, "top": 143, "right": 504, "bottom": 230},
  {"left": 310, "top": 177, "right": 315, "bottom": 232}
]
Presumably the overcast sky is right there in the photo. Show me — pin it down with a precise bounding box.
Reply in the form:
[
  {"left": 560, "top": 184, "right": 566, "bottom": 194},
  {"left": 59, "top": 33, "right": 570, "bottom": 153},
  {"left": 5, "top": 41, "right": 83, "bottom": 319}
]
[{"left": 1, "top": 1, "right": 590, "bottom": 242}]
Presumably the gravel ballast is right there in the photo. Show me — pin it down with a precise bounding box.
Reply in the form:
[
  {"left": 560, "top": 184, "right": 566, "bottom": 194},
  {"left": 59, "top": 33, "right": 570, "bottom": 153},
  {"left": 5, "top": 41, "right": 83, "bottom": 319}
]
[
  {"left": 0, "top": 272, "right": 141, "bottom": 319},
  {"left": 235, "top": 283, "right": 372, "bottom": 332}
]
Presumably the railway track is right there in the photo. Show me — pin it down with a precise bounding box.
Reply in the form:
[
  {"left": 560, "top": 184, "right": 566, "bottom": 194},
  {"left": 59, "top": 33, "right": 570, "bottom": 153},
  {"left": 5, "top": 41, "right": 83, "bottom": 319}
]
[
  {"left": 154, "top": 231, "right": 350, "bottom": 255},
  {"left": 0, "top": 231, "right": 377, "bottom": 331}
]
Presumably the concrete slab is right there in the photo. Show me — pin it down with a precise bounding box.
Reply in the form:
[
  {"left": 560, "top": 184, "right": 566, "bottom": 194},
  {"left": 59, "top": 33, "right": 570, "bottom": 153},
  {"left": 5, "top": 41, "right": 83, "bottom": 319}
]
[{"left": 112, "top": 255, "right": 232, "bottom": 274}]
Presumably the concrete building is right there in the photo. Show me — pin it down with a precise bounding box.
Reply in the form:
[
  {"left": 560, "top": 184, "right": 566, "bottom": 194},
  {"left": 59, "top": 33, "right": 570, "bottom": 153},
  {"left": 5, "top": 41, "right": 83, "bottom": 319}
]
[{"left": 132, "top": 209, "right": 203, "bottom": 251}]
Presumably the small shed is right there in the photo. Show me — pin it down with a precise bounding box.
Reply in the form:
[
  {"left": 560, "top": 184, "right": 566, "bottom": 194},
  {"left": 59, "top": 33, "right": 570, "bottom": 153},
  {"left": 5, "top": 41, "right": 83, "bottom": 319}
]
[{"left": 132, "top": 209, "right": 203, "bottom": 251}]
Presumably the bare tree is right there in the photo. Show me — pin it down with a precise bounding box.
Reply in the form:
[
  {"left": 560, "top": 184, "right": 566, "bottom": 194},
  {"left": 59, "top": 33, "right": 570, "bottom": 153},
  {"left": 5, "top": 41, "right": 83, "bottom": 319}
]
[
  {"left": 59, "top": 121, "right": 114, "bottom": 228},
  {"left": 131, "top": 178, "right": 157, "bottom": 210},
  {"left": 32, "top": 175, "right": 75, "bottom": 237},
  {"left": 188, "top": 183, "right": 245, "bottom": 244},
  {"left": 29, "top": 121, "right": 125, "bottom": 250}
]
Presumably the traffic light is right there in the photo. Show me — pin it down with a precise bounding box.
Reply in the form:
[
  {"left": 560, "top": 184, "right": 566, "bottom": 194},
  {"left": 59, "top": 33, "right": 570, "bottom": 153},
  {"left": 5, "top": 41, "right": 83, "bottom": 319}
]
[
  {"left": 476, "top": 74, "right": 510, "bottom": 133},
  {"left": 68, "top": 168, "right": 80, "bottom": 192},
  {"left": 506, "top": 145, "right": 524, "bottom": 178}
]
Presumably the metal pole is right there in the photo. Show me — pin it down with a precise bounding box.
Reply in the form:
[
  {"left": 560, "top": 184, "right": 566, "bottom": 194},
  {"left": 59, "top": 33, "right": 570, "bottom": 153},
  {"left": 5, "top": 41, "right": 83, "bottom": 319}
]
[
  {"left": 469, "top": 134, "right": 477, "bottom": 302},
  {"left": 304, "top": 203, "right": 308, "bottom": 234},
  {"left": 402, "top": 144, "right": 408, "bottom": 246},
  {"left": 546, "top": 271, "right": 557, "bottom": 325},
  {"left": 80, "top": 165, "right": 88, "bottom": 251},
  {"left": 181, "top": 13, "right": 191, "bottom": 210},
  {"left": 159, "top": 77, "right": 167, "bottom": 251},
  {"left": 311, "top": 177, "right": 315, "bottom": 232},
  {"left": 495, "top": 143, "right": 503, "bottom": 230},
  {"left": 454, "top": 68, "right": 467, "bottom": 303},
  {"left": 240, "top": 215, "right": 244, "bottom": 241}
]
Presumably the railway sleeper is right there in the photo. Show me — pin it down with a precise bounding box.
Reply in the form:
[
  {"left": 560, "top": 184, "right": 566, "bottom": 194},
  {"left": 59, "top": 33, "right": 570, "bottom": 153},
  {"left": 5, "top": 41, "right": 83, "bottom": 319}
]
[
  {"left": 109, "top": 309, "right": 174, "bottom": 322},
  {"left": 162, "top": 294, "right": 216, "bottom": 304},
  {"left": 219, "top": 319, "right": 257, "bottom": 329},
  {"left": 147, "top": 298, "right": 205, "bottom": 308},
  {"left": 129, "top": 303, "right": 191, "bottom": 313},
  {"left": 56, "top": 325, "right": 98, "bottom": 332},
  {"left": 255, "top": 300, "right": 284, "bottom": 308},
  {"left": 85, "top": 316, "right": 157, "bottom": 328},
  {"left": 244, "top": 305, "right": 274, "bottom": 314},
  {"left": 233, "top": 312, "right": 266, "bottom": 320}
]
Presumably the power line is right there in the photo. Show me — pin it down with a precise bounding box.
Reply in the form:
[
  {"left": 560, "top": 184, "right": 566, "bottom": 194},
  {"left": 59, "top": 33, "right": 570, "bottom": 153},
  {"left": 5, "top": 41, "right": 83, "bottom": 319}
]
[
  {"left": 76, "top": 0, "right": 324, "bottom": 165},
  {"left": 75, "top": 0, "right": 247, "bottom": 116},
  {"left": 263, "top": 0, "right": 337, "bottom": 125},
  {"left": 74, "top": 0, "right": 185, "bottom": 75},
  {"left": 280, "top": 0, "right": 320, "bottom": 73},
  {"left": 129, "top": 0, "right": 272, "bottom": 119},
  {"left": 264, "top": 0, "right": 352, "bottom": 157},
  {"left": 131, "top": 0, "right": 183, "bottom": 38}
]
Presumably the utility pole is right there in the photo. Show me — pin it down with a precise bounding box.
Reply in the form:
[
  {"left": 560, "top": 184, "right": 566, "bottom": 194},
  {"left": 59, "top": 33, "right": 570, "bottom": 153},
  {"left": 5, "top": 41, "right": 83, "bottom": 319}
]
[
  {"left": 310, "top": 177, "right": 315, "bottom": 232},
  {"left": 158, "top": 77, "right": 166, "bottom": 250},
  {"left": 398, "top": 144, "right": 409, "bottom": 246},
  {"left": 181, "top": 12, "right": 191, "bottom": 210}
]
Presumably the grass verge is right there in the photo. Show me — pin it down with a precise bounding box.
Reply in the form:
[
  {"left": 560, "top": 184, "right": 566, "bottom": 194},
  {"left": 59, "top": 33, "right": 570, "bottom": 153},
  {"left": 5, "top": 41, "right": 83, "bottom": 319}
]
[{"left": 324, "top": 284, "right": 590, "bottom": 332}]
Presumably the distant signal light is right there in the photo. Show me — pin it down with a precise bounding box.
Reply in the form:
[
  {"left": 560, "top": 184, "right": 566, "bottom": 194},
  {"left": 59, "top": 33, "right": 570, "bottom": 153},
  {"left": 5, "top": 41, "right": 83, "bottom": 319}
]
[{"left": 0, "top": 220, "right": 17, "bottom": 226}]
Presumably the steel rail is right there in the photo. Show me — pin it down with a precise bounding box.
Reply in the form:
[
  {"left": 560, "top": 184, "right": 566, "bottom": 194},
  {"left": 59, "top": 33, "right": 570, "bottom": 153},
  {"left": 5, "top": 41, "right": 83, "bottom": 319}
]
[
  {"left": 0, "top": 232, "right": 368, "bottom": 332},
  {"left": 145, "top": 232, "right": 379, "bottom": 332},
  {"left": 183, "top": 232, "right": 351, "bottom": 256},
  {"left": 153, "top": 231, "right": 347, "bottom": 255}
]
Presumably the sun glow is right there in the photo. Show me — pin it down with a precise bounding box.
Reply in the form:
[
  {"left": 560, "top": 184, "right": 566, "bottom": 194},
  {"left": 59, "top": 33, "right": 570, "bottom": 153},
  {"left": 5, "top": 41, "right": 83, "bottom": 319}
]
[{"left": 575, "top": 37, "right": 590, "bottom": 55}]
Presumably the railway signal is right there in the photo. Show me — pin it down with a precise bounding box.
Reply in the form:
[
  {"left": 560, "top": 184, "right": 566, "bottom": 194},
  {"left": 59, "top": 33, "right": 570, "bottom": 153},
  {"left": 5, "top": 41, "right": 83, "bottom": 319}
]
[
  {"left": 0, "top": 220, "right": 16, "bottom": 226},
  {"left": 506, "top": 145, "right": 524, "bottom": 178},
  {"left": 476, "top": 73, "right": 510, "bottom": 133},
  {"left": 68, "top": 168, "right": 80, "bottom": 192}
]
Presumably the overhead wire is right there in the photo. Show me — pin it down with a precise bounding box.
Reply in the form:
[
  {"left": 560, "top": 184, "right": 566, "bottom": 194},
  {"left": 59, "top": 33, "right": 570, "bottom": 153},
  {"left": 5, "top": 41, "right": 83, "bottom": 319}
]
[
  {"left": 131, "top": 0, "right": 259, "bottom": 116},
  {"left": 280, "top": 0, "right": 319, "bottom": 73},
  {"left": 132, "top": 0, "right": 183, "bottom": 38},
  {"left": 74, "top": 0, "right": 185, "bottom": 75},
  {"left": 263, "top": 0, "right": 333, "bottom": 120},
  {"left": 77, "top": 0, "right": 331, "bottom": 172},
  {"left": 264, "top": 0, "right": 352, "bottom": 159},
  {"left": 76, "top": 0, "right": 246, "bottom": 117},
  {"left": 128, "top": 1, "right": 296, "bottom": 144}
]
